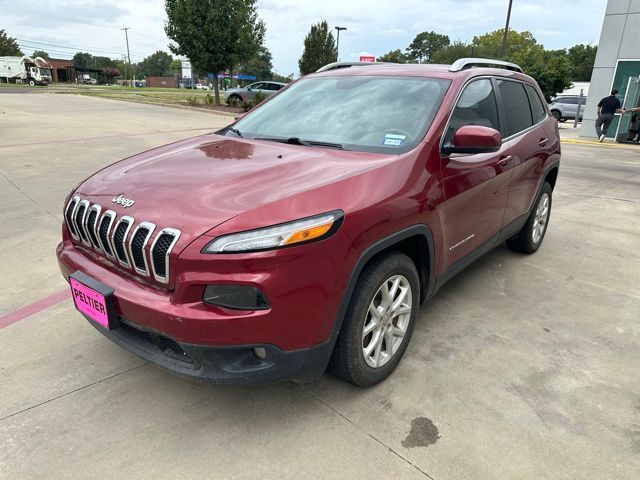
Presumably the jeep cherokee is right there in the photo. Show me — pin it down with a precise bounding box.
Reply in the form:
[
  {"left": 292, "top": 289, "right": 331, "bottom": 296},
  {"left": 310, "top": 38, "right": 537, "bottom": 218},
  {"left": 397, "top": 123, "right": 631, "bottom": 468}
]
[{"left": 58, "top": 58, "right": 560, "bottom": 386}]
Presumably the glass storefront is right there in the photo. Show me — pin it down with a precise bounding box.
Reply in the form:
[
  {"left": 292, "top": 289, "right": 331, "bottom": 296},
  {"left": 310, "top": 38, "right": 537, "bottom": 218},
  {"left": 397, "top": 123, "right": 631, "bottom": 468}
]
[{"left": 605, "top": 60, "right": 640, "bottom": 138}]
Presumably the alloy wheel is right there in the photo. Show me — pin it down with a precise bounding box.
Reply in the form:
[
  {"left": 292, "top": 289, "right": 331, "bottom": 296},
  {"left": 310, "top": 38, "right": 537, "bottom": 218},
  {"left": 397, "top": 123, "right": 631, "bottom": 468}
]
[
  {"left": 532, "top": 192, "right": 550, "bottom": 244},
  {"left": 361, "top": 274, "right": 413, "bottom": 368}
]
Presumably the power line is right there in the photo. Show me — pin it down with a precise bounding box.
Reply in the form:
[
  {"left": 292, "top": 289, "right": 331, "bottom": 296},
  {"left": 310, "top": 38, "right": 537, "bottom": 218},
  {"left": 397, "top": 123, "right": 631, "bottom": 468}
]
[{"left": 17, "top": 37, "right": 126, "bottom": 56}]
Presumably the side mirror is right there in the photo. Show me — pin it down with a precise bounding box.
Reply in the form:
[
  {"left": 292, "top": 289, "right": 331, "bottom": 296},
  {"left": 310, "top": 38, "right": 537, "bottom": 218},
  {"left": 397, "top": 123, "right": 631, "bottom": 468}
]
[
  {"left": 442, "top": 125, "right": 502, "bottom": 155},
  {"left": 234, "top": 112, "right": 248, "bottom": 121}
]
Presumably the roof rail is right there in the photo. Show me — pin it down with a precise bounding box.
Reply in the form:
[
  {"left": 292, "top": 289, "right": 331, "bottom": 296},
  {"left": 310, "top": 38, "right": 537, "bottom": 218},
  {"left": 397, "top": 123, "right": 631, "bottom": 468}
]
[
  {"left": 449, "top": 58, "right": 523, "bottom": 73},
  {"left": 316, "top": 61, "right": 393, "bottom": 72}
]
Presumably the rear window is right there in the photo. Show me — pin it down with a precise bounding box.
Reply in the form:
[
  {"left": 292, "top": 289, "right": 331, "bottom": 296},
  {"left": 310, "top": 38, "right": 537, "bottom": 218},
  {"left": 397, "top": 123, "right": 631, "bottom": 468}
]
[
  {"left": 525, "top": 84, "right": 547, "bottom": 124},
  {"left": 497, "top": 79, "right": 533, "bottom": 137},
  {"left": 230, "top": 75, "right": 451, "bottom": 154}
]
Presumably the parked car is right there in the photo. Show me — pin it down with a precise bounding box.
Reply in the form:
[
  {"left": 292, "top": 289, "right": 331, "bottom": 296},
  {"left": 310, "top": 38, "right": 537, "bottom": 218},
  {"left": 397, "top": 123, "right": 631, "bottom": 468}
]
[
  {"left": 548, "top": 95, "right": 586, "bottom": 122},
  {"left": 224, "top": 81, "right": 286, "bottom": 104},
  {"left": 59, "top": 58, "right": 560, "bottom": 386},
  {"left": 195, "top": 83, "right": 210, "bottom": 90}
]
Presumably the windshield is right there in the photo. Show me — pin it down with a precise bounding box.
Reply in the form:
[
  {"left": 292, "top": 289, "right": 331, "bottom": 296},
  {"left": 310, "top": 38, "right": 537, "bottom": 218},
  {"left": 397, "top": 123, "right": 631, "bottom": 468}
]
[
  {"left": 39, "top": 68, "right": 51, "bottom": 76},
  {"left": 229, "top": 75, "right": 451, "bottom": 154}
]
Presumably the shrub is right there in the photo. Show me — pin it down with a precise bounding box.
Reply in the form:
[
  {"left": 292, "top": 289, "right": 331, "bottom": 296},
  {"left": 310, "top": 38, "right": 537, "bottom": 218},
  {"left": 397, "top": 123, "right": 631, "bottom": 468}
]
[
  {"left": 243, "top": 91, "right": 268, "bottom": 111},
  {"left": 204, "top": 93, "right": 216, "bottom": 107},
  {"left": 186, "top": 95, "right": 200, "bottom": 106}
]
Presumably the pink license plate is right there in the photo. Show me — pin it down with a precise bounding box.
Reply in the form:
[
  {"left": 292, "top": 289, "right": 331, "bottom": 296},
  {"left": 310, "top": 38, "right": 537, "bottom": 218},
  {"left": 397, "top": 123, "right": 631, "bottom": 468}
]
[{"left": 70, "top": 277, "right": 110, "bottom": 329}]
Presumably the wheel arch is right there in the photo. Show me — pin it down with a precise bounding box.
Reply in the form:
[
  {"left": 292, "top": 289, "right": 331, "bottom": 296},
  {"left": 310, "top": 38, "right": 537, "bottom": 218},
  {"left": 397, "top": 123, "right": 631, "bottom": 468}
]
[
  {"left": 544, "top": 165, "right": 559, "bottom": 190},
  {"left": 330, "top": 225, "right": 436, "bottom": 341}
]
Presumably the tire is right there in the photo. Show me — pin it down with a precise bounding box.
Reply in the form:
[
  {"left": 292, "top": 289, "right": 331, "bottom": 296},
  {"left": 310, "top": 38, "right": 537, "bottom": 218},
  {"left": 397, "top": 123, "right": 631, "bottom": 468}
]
[
  {"left": 506, "top": 182, "right": 552, "bottom": 254},
  {"left": 551, "top": 110, "right": 561, "bottom": 121},
  {"left": 227, "top": 94, "right": 242, "bottom": 105},
  {"left": 329, "top": 251, "right": 420, "bottom": 386},
  {"left": 28, "top": 79, "right": 36, "bottom": 87}
]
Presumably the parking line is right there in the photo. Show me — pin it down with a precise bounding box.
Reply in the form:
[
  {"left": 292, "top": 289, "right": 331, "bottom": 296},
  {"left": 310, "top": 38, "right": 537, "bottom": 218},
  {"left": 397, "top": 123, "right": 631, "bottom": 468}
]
[{"left": 0, "top": 289, "right": 69, "bottom": 329}]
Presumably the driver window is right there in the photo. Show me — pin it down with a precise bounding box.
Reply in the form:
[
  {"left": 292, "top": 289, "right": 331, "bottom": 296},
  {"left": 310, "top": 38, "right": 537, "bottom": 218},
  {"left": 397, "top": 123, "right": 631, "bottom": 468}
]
[{"left": 444, "top": 79, "right": 499, "bottom": 145}]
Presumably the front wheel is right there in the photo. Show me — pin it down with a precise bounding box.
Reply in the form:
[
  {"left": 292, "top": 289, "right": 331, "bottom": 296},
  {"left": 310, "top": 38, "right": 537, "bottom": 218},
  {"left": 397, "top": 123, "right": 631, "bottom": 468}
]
[
  {"left": 507, "top": 182, "right": 552, "bottom": 254},
  {"left": 329, "top": 252, "right": 419, "bottom": 386},
  {"left": 28, "top": 79, "right": 36, "bottom": 87}
]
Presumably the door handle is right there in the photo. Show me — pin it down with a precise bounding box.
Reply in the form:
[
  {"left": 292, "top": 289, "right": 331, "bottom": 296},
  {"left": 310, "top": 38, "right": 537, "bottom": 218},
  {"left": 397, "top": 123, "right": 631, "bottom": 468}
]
[
  {"left": 497, "top": 155, "right": 511, "bottom": 167},
  {"left": 539, "top": 138, "right": 548, "bottom": 147}
]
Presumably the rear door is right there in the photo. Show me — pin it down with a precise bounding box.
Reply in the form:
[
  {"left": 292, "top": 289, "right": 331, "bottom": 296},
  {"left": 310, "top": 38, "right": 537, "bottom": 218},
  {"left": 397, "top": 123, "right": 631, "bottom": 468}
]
[
  {"left": 497, "top": 79, "right": 552, "bottom": 224},
  {"left": 439, "top": 78, "right": 515, "bottom": 271}
]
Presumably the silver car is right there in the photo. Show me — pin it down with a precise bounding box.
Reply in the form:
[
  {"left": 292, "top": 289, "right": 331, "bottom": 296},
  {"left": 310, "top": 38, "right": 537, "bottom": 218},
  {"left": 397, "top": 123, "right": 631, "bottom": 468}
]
[
  {"left": 548, "top": 95, "right": 587, "bottom": 122},
  {"left": 224, "top": 81, "right": 286, "bottom": 104}
]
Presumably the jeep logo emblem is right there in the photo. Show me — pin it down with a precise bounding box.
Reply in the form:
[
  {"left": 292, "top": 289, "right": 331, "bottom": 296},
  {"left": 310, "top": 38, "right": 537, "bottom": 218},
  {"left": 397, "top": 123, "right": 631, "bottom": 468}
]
[{"left": 112, "top": 194, "right": 135, "bottom": 208}]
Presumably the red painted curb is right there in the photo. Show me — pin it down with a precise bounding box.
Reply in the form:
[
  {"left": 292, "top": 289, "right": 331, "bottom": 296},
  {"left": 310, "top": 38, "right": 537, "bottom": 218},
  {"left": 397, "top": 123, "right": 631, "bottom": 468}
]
[{"left": 0, "top": 289, "right": 70, "bottom": 329}]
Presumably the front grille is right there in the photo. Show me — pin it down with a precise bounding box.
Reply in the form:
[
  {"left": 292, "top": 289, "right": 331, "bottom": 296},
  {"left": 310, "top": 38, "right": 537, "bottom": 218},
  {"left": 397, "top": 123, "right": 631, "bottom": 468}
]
[
  {"left": 74, "top": 202, "right": 88, "bottom": 243},
  {"left": 64, "top": 197, "right": 78, "bottom": 238},
  {"left": 113, "top": 218, "right": 132, "bottom": 265},
  {"left": 64, "top": 197, "right": 181, "bottom": 284},
  {"left": 98, "top": 213, "right": 114, "bottom": 257},
  {"left": 86, "top": 208, "right": 101, "bottom": 249},
  {"left": 151, "top": 231, "right": 179, "bottom": 281}
]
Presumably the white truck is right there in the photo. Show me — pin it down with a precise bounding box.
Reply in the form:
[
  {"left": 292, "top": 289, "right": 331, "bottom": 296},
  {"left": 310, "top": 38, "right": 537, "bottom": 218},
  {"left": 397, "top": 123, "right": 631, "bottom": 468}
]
[{"left": 0, "top": 56, "right": 52, "bottom": 86}]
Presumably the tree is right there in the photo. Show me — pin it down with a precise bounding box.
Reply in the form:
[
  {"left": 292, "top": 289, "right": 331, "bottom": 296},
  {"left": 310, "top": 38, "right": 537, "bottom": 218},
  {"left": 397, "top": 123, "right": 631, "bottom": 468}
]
[
  {"left": 137, "top": 51, "right": 174, "bottom": 77},
  {"left": 32, "top": 50, "right": 50, "bottom": 59},
  {"left": 512, "top": 45, "right": 572, "bottom": 101},
  {"left": 238, "top": 46, "right": 273, "bottom": 80},
  {"left": 102, "top": 67, "right": 121, "bottom": 81},
  {"left": 0, "top": 29, "right": 22, "bottom": 56},
  {"left": 169, "top": 58, "right": 182, "bottom": 75},
  {"left": 165, "top": 0, "right": 266, "bottom": 105},
  {"left": 567, "top": 44, "right": 597, "bottom": 82},
  {"left": 377, "top": 49, "right": 407, "bottom": 63},
  {"left": 431, "top": 41, "right": 473, "bottom": 64},
  {"left": 471, "top": 29, "right": 537, "bottom": 59},
  {"left": 405, "top": 31, "right": 449, "bottom": 63},
  {"left": 298, "top": 20, "right": 336, "bottom": 75},
  {"left": 72, "top": 52, "right": 94, "bottom": 68}
]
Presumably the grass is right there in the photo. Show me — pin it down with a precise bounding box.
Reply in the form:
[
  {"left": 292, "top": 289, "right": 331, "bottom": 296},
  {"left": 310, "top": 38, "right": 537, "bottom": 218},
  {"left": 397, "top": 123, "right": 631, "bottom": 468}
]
[{"left": 39, "top": 83, "right": 238, "bottom": 113}]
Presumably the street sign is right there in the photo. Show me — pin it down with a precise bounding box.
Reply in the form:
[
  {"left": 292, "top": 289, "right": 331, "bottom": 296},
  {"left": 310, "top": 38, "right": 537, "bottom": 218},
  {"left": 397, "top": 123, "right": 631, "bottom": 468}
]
[
  {"left": 359, "top": 55, "right": 375, "bottom": 62},
  {"left": 181, "top": 59, "right": 191, "bottom": 79}
]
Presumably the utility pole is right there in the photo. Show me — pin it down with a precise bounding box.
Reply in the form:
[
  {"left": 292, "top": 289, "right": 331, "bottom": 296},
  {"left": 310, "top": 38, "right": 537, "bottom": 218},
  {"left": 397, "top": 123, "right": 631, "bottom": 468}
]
[
  {"left": 335, "top": 26, "right": 347, "bottom": 62},
  {"left": 121, "top": 27, "right": 133, "bottom": 88},
  {"left": 500, "top": 0, "right": 513, "bottom": 59}
]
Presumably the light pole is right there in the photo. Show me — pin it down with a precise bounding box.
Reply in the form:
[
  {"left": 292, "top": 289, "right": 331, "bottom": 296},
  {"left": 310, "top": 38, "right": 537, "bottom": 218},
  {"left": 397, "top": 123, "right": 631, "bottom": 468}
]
[
  {"left": 335, "top": 26, "right": 347, "bottom": 62},
  {"left": 121, "top": 27, "right": 133, "bottom": 87},
  {"left": 500, "top": 0, "right": 513, "bottom": 59}
]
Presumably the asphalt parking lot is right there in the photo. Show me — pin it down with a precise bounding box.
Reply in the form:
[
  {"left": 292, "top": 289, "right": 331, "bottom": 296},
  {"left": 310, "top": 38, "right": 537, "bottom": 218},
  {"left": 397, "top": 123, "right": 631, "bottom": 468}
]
[{"left": 1, "top": 93, "right": 639, "bottom": 479}]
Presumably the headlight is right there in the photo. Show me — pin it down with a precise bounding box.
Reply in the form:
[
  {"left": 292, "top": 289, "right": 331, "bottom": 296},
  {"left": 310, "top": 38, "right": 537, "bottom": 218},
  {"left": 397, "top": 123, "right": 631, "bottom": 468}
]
[{"left": 203, "top": 210, "right": 343, "bottom": 253}]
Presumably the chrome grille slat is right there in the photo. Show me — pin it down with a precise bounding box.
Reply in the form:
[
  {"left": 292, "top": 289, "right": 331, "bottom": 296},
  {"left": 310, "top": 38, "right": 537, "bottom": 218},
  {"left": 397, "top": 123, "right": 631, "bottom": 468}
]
[{"left": 64, "top": 197, "right": 180, "bottom": 284}]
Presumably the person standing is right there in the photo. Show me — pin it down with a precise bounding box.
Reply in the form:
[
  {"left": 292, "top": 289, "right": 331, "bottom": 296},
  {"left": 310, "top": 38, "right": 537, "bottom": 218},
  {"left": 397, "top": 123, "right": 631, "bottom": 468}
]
[{"left": 596, "top": 89, "right": 625, "bottom": 142}]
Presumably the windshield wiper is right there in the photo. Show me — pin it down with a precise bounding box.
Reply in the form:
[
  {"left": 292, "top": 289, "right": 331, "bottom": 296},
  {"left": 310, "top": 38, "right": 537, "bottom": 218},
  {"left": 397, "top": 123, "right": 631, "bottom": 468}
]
[
  {"left": 226, "top": 127, "right": 243, "bottom": 137},
  {"left": 256, "top": 136, "right": 344, "bottom": 150}
]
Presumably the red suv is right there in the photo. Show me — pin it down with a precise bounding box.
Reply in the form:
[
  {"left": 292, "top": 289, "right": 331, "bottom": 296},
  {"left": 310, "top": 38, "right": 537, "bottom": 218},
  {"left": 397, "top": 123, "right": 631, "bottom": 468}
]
[{"left": 58, "top": 58, "right": 560, "bottom": 386}]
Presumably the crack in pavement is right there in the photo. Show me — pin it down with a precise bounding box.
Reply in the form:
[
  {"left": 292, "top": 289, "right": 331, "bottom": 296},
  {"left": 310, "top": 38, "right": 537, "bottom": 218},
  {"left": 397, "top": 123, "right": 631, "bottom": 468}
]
[
  {"left": 297, "top": 383, "right": 437, "bottom": 480},
  {"left": 0, "top": 167, "right": 58, "bottom": 221},
  {"left": 0, "top": 364, "right": 146, "bottom": 423}
]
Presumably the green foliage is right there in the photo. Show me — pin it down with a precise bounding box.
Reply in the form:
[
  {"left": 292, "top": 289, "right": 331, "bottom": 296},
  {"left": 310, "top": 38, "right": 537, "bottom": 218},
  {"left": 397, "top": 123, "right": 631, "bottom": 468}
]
[
  {"left": 238, "top": 46, "right": 273, "bottom": 80},
  {"left": 72, "top": 52, "right": 94, "bottom": 68},
  {"left": 32, "top": 50, "right": 50, "bottom": 59},
  {"left": 169, "top": 58, "right": 182, "bottom": 74},
  {"left": 471, "top": 29, "right": 538, "bottom": 59},
  {"left": 186, "top": 95, "right": 200, "bottom": 106},
  {"left": 431, "top": 41, "right": 473, "bottom": 64},
  {"left": 405, "top": 31, "right": 450, "bottom": 63},
  {"left": 242, "top": 90, "right": 267, "bottom": 111},
  {"left": 165, "top": 0, "right": 265, "bottom": 105},
  {"left": 137, "top": 51, "right": 175, "bottom": 77},
  {"left": 512, "top": 45, "right": 572, "bottom": 101},
  {"left": 271, "top": 72, "right": 293, "bottom": 83},
  {"left": 204, "top": 93, "right": 216, "bottom": 107},
  {"left": 377, "top": 49, "right": 407, "bottom": 63},
  {"left": 567, "top": 44, "right": 598, "bottom": 81},
  {"left": 0, "top": 29, "right": 22, "bottom": 56},
  {"left": 298, "top": 20, "right": 336, "bottom": 75}
]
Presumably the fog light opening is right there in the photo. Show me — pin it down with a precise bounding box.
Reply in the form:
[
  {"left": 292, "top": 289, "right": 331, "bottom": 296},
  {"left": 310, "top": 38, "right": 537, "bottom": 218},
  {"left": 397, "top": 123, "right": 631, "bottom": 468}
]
[{"left": 253, "top": 347, "right": 267, "bottom": 360}]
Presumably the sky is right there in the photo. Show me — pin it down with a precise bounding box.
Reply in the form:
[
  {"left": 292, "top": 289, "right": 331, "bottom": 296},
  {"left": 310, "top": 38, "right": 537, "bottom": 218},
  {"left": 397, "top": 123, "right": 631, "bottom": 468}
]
[{"left": 1, "top": 0, "right": 607, "bottom": 76}]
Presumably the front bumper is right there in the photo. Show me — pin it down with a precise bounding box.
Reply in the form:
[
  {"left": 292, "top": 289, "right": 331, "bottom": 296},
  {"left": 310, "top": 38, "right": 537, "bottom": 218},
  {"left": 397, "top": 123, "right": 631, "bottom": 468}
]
[{"left": 84, "top": 314, "right": 333, "bottom": 384}]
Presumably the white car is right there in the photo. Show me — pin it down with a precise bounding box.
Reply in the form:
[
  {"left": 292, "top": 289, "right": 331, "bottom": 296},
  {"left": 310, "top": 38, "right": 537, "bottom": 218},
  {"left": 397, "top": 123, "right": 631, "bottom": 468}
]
[{"left": 195, "top": 84, "right": 209, "bottom": 90}]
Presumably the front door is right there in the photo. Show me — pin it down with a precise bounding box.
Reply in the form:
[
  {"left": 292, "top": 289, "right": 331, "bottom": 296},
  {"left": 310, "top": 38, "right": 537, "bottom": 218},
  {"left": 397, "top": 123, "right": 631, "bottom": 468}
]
[{"left": 439, "top": 78, "right": 514, "bottom": 272}]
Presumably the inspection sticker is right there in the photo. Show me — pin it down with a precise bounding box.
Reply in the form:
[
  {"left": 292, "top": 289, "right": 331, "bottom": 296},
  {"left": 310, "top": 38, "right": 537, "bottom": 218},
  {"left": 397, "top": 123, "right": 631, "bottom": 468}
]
[{"left": 383, "top": 133, "right": 406, "bottom": 146}]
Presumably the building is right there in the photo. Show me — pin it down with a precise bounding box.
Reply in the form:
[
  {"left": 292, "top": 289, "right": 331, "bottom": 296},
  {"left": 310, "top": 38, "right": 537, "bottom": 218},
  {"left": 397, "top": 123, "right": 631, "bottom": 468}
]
[
  {"left": 48, "top": 58, "right": 76, "bottom": 83},
  {"left": 581, "top": 0, "right": 640, "bottom": 140},
  {"left": 146, "top": 76, "right": 178, "bottom": 88}
]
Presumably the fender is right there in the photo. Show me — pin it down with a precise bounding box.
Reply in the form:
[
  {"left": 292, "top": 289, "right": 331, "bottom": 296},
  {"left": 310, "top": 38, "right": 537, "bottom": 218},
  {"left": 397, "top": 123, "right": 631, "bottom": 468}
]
[{"left": 328, "top": 224, "right": 436, "bottom": 343}]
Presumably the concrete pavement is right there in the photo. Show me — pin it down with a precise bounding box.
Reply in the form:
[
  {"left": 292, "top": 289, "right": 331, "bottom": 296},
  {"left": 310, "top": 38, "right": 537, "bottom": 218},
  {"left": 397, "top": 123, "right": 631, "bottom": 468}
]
[{"left": 1, "top": 93, "right": 639, "bottom": 479}]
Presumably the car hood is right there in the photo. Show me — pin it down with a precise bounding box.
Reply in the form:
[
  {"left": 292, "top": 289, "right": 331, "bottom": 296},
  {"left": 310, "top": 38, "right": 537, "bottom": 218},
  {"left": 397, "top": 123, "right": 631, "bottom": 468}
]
[{"left": 75, "top": 134, "right": 396, "bottom": 239}]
